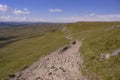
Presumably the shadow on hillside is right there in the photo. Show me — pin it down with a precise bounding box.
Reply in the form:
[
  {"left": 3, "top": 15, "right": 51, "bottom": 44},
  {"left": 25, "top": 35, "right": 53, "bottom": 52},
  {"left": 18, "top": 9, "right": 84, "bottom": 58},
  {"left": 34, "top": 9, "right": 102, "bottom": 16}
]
[
  {"left": 0, "top": 36, "right": 21, "bottom": 48},
  {"left": 0, "top": 34, "right": 44, "bottom": 48},
  {"left": 0, "top": 36, "right": 17, "bottom": 41}
]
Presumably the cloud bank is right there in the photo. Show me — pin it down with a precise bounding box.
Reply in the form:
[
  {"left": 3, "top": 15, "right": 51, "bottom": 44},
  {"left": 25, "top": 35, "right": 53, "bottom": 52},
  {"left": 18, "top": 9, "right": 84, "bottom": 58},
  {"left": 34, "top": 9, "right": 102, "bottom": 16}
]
[
  {"left": 0, "top": 14, "right": 120, "bottom": 22},
  {"left": 0, "top": 16, "right": 45, "bottom": 22},
  {"left": 48, "top": 8, "right": 63, "bottom": 12}
]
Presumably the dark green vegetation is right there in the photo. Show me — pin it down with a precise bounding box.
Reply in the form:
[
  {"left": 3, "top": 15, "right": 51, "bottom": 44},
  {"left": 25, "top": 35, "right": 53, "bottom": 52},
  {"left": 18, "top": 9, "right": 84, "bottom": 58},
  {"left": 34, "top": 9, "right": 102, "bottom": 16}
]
[
  {"left": 0, "top": 24, "right": 68, "bottom": 80},
  {"left": 66, "top": 22, "right": 120, "bottom": 80}
]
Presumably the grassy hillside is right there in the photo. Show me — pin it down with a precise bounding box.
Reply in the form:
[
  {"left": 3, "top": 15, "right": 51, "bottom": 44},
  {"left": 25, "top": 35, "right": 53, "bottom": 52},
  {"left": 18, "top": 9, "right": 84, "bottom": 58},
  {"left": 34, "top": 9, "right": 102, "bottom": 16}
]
[
  {"left": 66, "top": 22, "right": 120, "bottom": 80},
  {"left": 0, "top": 22, "right": 119, "bottom": 80},
  {"left": 0, "top": 24, "right": 68, "bottom": 80}
]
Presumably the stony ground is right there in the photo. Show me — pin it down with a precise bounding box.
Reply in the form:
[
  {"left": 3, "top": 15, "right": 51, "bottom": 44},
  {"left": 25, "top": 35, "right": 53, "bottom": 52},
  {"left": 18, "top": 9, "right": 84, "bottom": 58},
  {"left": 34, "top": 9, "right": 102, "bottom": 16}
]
[
  {"left": 8, "top": 40, "right": 86, "bottom": 80},
  {"left": 8, "top": 26, "right": 86, "bottom": 80}
]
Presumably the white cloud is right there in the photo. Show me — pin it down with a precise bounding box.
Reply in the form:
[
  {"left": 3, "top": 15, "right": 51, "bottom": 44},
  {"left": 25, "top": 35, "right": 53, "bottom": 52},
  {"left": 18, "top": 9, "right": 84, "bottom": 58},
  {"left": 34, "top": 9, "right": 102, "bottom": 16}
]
[
  {"left": 48, "top": 14, "right": 120, "bottom": 22},
  {"left": 0, "top": 16, "right": 45, "bottom": 22},
  {"left": 48, "top": 8, "right": 63, "bottom": 12},
  {"left": 0, "top": 4, "right": 30, "bottom": 15},
  {"left": 0, "top": 4, "right": 8, "bottom": 12},
  {"left": 0, "top": 16, "right": 11, "bottom": 21},
  {"left": 13, "top": 9, "right": 30, "bottom": 15},
  {"left": 0, "top": 14, "right": 120, "bottom": 22}
]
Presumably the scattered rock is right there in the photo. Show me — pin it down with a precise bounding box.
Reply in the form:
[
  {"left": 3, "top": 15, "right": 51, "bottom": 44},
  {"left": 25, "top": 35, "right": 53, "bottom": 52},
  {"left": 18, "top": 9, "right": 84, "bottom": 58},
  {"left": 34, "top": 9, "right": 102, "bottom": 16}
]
[
  {"left": 106, "top": 25, "right": 120, "bottom": 30},
  {"left": 99, "top": 49, "right": 120, "bottom": 60},
  {"left": 46, "top": 58, "right": 49, "bottom": 61},
  {"left": 54, "top": 68, "right": 58, "bottom": 71},
  {"left": 59, "top": 67, "right": 66, "bottom": 72},
  {"left": 8, "top": 74, "right": 16, "bottom": 78},
  {"left": 105, "top": 53, "right": 111, "bottom": 59},
  {"left": 111, "top": 49, "right": 120, "bottom": 56},
  {"left": 35, "top": 77, "right": 41, "bottom": 80},
  {"left": 72, "top": 41, "right": 76, "bottom": 45},
  {"left": 48, "top": 72, "right": 52, "bottom": 75},
  {"left": 59, "top": 45, "right": 71, "bottom": 53},
  {"left": 8, "top": 40, "right": 85, "bottom": 80},
  {"left": 51, "top": 66, "right": 55, "bottom": 69}
]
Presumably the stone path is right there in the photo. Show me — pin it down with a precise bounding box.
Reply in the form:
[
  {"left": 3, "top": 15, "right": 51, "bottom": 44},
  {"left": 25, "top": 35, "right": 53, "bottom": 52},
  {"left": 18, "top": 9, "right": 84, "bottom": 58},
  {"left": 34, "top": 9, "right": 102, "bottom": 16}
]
[
  {"left": 8, "top": 26, "right": 86, "bottom": 80},
  {"left": 8, "top": 40, "right": 86, "bottom": 80}
]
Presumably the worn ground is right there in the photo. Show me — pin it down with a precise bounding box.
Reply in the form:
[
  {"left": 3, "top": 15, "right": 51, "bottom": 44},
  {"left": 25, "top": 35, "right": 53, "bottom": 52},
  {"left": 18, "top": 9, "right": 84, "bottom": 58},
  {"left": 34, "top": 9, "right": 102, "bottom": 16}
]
[
  {"left": 8, "top": 26, "right": 86, "bottom": 80},
  {"left": 8, "top": 40, "right": 85, "bottom": 80}
]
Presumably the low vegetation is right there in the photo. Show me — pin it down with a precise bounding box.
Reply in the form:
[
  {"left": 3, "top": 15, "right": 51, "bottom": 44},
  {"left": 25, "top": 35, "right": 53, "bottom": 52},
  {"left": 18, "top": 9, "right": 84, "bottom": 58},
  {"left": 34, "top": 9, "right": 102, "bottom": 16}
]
[
  {"left": 66, "top": 22, "right": 120, "bottom": 80},
  {"left": 0, "top": 24, "right": 68, "bottom": 80},
  {"left": 0, "top": 22, "right": 119, "bottom": 80}
]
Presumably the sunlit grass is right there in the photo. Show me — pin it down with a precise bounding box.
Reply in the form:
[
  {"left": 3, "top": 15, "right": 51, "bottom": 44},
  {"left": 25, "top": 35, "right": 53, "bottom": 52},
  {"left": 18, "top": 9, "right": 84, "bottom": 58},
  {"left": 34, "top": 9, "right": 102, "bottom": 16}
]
[
  {"left": 66, "top": 22, "right": 120, "bottom": 80},
  {"left": 0, "top": 27, "right": 68, "bottom": 80}
]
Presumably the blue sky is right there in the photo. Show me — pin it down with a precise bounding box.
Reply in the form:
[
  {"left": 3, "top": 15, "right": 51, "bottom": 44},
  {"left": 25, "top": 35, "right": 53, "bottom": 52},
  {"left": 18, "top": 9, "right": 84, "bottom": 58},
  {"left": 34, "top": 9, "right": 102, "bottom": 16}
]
[{"left": 0, "top": 0, "right": 120, "bottom": 22}]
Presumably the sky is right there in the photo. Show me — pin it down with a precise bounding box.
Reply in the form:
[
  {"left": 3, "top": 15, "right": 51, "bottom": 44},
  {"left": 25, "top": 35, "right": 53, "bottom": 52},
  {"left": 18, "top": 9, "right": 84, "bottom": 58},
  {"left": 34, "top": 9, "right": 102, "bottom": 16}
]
[{"left": 0, "top": 0, "right": 120, "bottom": 22}]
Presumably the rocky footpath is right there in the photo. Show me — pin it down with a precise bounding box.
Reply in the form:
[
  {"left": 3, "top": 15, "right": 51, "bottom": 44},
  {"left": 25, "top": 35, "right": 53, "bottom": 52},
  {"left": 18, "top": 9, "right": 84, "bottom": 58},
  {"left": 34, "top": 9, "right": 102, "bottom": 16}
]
[{"left": 8, "top": 40, "right": 86, "bottom": 80}]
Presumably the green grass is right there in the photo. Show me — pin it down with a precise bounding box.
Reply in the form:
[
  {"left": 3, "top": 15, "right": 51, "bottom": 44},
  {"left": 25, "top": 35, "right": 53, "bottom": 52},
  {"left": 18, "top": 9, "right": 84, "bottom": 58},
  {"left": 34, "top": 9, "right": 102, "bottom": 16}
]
[
  {"left": 0, "top": 25, "right": 68, "bottom": 80},
  {"left": 66, "top": 22, "right": 120, "bottom": 80},
  {"left": 0, "top": 22, "right": 120, "bottom": 80}
]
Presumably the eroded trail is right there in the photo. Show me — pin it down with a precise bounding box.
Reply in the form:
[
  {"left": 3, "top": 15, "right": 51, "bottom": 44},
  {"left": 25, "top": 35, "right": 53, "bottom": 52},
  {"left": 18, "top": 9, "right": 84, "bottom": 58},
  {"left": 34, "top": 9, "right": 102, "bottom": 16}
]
[{"left": 9, "top": 26, "right": 86, "bottom": 80}]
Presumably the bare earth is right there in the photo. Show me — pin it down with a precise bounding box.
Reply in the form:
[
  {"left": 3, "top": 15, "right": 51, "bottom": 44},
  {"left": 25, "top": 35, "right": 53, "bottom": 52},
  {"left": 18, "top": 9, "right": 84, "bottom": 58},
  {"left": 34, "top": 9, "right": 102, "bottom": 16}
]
[{"left": 8, "top": 40, "right": 86, "bottom": 80}]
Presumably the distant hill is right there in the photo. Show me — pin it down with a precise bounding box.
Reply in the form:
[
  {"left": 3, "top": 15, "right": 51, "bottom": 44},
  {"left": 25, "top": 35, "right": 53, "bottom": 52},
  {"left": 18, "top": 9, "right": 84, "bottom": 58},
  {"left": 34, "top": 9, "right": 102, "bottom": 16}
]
[
  {"left": 0, "top": 22, "right": 32, "bottom": 27},
  {"left": 0, "top": 22, "right": 60, "bottom": 27}
]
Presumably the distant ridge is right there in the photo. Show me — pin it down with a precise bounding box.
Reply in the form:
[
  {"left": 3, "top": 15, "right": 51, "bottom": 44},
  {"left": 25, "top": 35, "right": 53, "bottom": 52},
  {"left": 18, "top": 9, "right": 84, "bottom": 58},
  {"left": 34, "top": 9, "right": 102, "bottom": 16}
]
[{"left": 0, "top": 22, "right": 60, "bottom": 27}]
